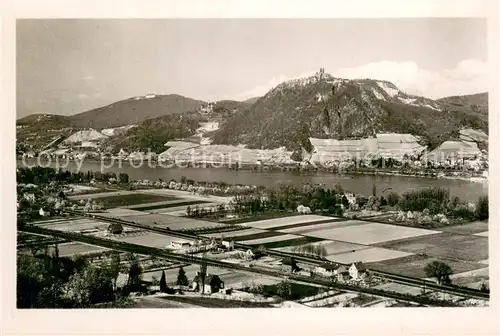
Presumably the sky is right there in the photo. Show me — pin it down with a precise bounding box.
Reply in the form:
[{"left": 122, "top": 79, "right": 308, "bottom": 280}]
[{"left": 16, "top": 18, "right": 488, "bottom": 118}]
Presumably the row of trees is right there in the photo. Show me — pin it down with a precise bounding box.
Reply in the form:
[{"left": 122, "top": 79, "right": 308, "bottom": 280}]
[{"left": 17, "top": 167, "right": 130, "bottom": 185}]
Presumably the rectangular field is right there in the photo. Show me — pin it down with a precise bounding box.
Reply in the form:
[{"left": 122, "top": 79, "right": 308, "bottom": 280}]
[
  {"left": 241, "top": 215, "right": 336, "bottom": 230},
  {"left": 118, "top": 213, "right": 224, "bottom": 230},
  {"left": 114, "top": 232, "right": 187, "bottom": 248},
  {"left": 277, "top": 240, "right": 368, "bottom": 255},
  {"left": 376, "top": 232, "right": 488, "bottom": 262},
  {"left": 325, "top": 247, "right": 413, "bottom": 264},
  {"left": 438, "top": 221, "right": 488, "bottom": 235},
  {"left": 278, "top": 220, "right": 368, "bottom": 235},
  {"left": 91, "top": 193, "right": 177, "bottom": 208},
  {"left": 201, "top": 228, "right": 267, "bottom": 239},
  {"left": 366, "top": 254, "right": 487, "bottom": 278},
  {"left": 158, "top": 203, "right": 222, "bottom": 214},
  {"left": 300, "top": 222, "right": 438, "bottom": 245},
  {"left": 37, "top": 218, "right": 110, "bottom": 232},
  {"left": 229, "top": 231, "right": 289, "bottom": 242},
  {"left": 57, "top": 242, "right": 109, "bottom": 256},
  {"left": 101, "top": 208, "right": 151, "bottom": 217},
  {"left": 238, "top": 233, "right": 301, "bottom": 245},
  {"left": 135, "top": 200, "right": 210, "bottom": 212}
]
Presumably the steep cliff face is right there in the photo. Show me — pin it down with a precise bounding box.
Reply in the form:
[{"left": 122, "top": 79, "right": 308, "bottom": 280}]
[{"left": 211, "top": 73, "right": 487, "bottom": 151}]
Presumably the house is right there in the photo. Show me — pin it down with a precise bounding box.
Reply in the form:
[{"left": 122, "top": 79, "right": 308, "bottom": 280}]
[
  {"left": 349, "top": 262, "right": 368, "bottom": 281},
  {"left": 221, "top": 240, "right": 234, "bottom": 251},
  {"left": 335, "top": 265, "right": 350, "bottom": 282},
  {"left": 191, "top": 273, "right": 224, "bottom": 294},
  {"left": 171, "top": 241, "right": 192, "bottom": 249},
  {"left": 316, "top": 262, "right": 339, "bottom": 276},
  {"left": 39, "top": 208, "right": 50, "bottom": 217}
]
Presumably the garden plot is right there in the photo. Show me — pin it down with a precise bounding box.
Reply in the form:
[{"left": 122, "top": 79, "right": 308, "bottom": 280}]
[
  {"left": 240, "top": 234, "right": 301, "bottom": 245},
  {"left": 377, "top": 232, "right": 488, "bottom": 262},
  {"left": 57, "top": 242, "right": 109, "bottom": 257},
  {"left": 278, "top": 220, "right": 368, "bottom": 235},
  {"left": 277, "top": 240, "right": 368, "bottom": 256},
  {"left": 242, "top": 215, "right": 335, "bottom": 230},
  {"left": 326, "top": 247, "right": 413, "bottom": 264},
  {"left": 301, "top": 222, "right": 438, "bottom": 245},
  {"left": 439, "top": 221, "right": 488, "bottom": 235}
]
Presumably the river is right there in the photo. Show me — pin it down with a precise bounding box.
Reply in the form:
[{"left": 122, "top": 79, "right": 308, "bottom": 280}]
[{"left": 17, "top": 159, "right": 488, "bottom": 202}]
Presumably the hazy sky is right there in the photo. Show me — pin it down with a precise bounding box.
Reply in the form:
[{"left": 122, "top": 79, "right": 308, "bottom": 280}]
[{"left": 17, "top": 18, "right": 488, "bottom": 118}]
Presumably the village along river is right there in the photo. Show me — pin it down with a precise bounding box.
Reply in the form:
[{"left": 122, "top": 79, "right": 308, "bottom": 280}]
[{"left": 18, "top": 159, "right": 487, "bottom": 202}]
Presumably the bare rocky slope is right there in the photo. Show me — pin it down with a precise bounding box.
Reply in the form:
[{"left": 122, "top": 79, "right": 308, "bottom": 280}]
[{"left": 211, "top": 74, "right": 488, "bottom": 152}]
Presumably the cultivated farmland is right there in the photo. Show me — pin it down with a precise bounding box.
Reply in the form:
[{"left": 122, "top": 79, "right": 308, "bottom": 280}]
[
  {"left": 88, "top": 193, "right": 176, "bottom": 208},
  {"left": 299, "top": 222, "right": 438, "bottom": 245},
  {"left": 376, "top": 231, "right": 488, "bottom": 262},
  {"left": 438, "top": 221, "right": 488, "bottom": 235},
  {"left": 325, "top": 246, "right": 413, "bottom": 264},
  {"left": 241, "top": 215, "right": 336, "bottom": 230}
]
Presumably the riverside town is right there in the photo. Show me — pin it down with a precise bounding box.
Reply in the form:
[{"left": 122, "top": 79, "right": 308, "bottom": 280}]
[{"left": 16, "top": 19, "right": 489, "bottom": 309}]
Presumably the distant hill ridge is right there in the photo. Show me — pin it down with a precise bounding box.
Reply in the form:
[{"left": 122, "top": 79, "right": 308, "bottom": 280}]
[{"left": 17, "top": 74, "right": 487, "bottom": 153}]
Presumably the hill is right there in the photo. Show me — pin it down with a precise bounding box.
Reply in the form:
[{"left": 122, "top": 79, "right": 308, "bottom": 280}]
[
  {"left": 242, "top": 96, "right": 261, "bottom": 105},
  {"left": 436, "top": 92, "right": 488, "bottom": 116},
  {"left": 102, "top": 112, "right": 206, "bottom": 153},
  {"left": 211, "top": 73, "right": 488, "bottom": 152},
  {"left": 67, "top": 94, "right": 206, "bottom": 129}
]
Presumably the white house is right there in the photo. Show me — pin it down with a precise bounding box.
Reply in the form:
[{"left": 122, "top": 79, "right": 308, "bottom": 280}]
[
  {"left": 39, "top": 208, "right": 50, "bottom": 217},
  {"left": 222, "top": 240, "right": 235, "bottom": 250},
  {"left": 171, "top": 241, "right": 192, "bottom": 249},
  {"left": 349, "top": 262, "right": 367, "bottom": 281}
]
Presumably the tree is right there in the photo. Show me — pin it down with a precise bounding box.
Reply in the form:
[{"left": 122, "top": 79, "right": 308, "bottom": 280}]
[
  {"left": 159, "top": 270, "right": 167, "bottom": 292},
  {"left": 276, "top": 280, "right": 292, "bottom": 299},
  {"left": 186, "top": 205, "right": 192, "bottom": 217},
  {"left": 341, "top": 195, "right": 349, "bottom": 208},
  {"left": 118, "top": 172, "right": 129, "bottom": 184},
  {"left": 107, "top": 252, "right": 121, "bottom": 288},
  {"left": 475, "top": 195, "right": 488, "bottom": 220},
  {"left": 199, "top": 258, "right": 208, "bottom": 294},
  {"left": 177, "top": 267, "right": 189, "bottom": 288},
  {"left": 63, "top": 265, "right": 115, "bottom": 307},
  {"left": 126, "top": 254, "right": 143, "bottom": 291},
  {"left": 424, "top": 261, "right": 453, "bottom": 285}
]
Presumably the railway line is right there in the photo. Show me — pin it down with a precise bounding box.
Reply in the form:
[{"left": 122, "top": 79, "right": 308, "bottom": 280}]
[
  {"left": 42, "top": 211, "right": 489, "bottom": 300},
  {"left": 21, "top": 225, "right": 460, "bottom": 307}
]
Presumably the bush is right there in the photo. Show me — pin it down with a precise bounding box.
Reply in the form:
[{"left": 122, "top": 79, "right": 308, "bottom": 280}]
[
  {"left": 475, "top": 195, "right": 488, "bottom": 220},
  {"left": 108, "top": 223, "right": 123, "bottom": 234},
  {"left": 387, "top": 192, "right": 401, "bottom": 207}
]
